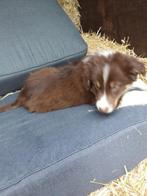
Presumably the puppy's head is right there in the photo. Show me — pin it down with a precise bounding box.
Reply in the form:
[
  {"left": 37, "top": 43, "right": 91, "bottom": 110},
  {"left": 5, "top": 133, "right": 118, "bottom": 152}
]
[{"left": 83, "top": 52, "right": 145, "bottom": 114}]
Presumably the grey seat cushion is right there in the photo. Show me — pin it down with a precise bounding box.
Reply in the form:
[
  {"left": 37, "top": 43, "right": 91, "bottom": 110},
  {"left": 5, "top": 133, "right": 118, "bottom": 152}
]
[
  {"left": 0, "top": 0, "right": 87, "bottom": 95},
  {"left": 0, "top": 93, "right": 147, "bottom": 196}
]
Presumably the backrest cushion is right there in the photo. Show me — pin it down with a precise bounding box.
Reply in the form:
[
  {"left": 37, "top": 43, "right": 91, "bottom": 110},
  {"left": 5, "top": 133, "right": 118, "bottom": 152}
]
[{"left": 0, "top": 0, "right": 87, "bottom": 95}]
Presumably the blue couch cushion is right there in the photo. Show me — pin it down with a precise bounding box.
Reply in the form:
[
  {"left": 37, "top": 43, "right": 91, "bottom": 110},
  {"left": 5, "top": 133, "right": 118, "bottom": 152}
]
[
  {"left": 0, "top": 93, "right": 147, "bottom": 195},
  {"left": 0, "top": 0, "right": 87, "bottom": 95}
]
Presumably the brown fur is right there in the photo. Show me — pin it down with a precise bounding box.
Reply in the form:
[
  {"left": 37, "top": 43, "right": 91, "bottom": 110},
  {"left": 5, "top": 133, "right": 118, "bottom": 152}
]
[
  {"left": 0, "top": 52, "right": 145, "bottom": 113},
  {"left": 0, "top": 62, "right": 95, "bottom": 112}
]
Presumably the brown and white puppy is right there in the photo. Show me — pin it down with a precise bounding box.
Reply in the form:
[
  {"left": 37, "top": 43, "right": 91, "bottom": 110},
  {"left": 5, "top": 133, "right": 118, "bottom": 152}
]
[{"left": 0, "top": 51, "right": 145, "bottom": 113}]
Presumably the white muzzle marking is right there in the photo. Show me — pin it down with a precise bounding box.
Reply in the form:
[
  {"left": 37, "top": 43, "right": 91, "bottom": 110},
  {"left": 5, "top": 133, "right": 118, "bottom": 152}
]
[{"left": 96, "top": 93, "right": 114, "bottom": 114}]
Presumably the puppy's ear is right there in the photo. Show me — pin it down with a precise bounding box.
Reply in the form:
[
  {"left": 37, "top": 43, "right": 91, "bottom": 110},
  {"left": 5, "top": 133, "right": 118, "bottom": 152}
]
[
  {"left": 113, "top": 53, "right": 146, "bottom": 81},
  {"left": 128, "top": 56, "right": 145, "bottom": 81}
]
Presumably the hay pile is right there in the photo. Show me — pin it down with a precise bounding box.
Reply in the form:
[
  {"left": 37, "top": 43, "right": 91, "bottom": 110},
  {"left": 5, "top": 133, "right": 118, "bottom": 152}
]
[
  {"left": 89, "top": 159, "right": 147, "bottom": 196},
  {"left": 82, "top": 32, "right": 136, "bottom": 55},
  {"left": 82, "top": 32, "right": 147, "bottom": 65},
  {"left": 58, "top": 0, "right": 81, "bottom": 29},
  {"left": 58, "top": 0, "right": 147, "bottom": 72}
]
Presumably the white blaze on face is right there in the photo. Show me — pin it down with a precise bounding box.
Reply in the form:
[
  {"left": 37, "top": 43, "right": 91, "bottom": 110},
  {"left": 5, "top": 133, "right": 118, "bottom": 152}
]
[
  {"left": 103, "top": 64, "right": 110, "bottom": 85},
  {"left": 96, "top": 64, "right": 114, "bottom": 113}
]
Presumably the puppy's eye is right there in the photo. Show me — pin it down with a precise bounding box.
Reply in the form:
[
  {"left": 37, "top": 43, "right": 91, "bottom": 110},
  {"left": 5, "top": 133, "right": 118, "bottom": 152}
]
[
  {"left": 110, "top": 82, "right": 121, "bottom": 93},
  {"left": 95, "top": 81, "right": 101, "bottom": 89},
  {"left": 111, "top": 86, "right": 119, "bottom": 93}
]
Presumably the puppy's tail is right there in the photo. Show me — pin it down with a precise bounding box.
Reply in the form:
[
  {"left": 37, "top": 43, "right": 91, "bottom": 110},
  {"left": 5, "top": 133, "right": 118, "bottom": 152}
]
[{"left": 0, "top": 100, "right": 20, "bottom": 112}]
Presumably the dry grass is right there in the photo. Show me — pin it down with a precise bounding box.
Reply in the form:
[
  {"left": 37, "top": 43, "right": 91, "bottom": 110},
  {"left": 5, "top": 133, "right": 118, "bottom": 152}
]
[
  {"left": 58, "top": 0, "right": 147, "bottom": 64},
  {"left": 58, "top": 1, "right": 147, "bottom": 68},
  {"left": 82, "top": 32, "right": 147, "bottom": 64},
  {"left": 82, "top": 32, "right": 135, "bottom": 55},
  {"left": 58, "top": 0, "right": 81, "bottom": 29},
  {"left": 89, "top": 159, "right": 147, "bottom": 196}
]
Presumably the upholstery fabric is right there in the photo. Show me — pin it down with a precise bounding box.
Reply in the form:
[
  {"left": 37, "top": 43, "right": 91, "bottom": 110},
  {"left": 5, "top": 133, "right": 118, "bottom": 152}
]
[
  {"left": 0, "top": 93, "right": 147, "bottom": 196},
  {"left": 0, "top": 0, "right": 87, "bottom": 95}
]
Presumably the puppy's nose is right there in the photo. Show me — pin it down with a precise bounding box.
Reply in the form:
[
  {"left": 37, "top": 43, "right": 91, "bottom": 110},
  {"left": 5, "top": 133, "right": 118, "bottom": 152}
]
[{"left": 98, "top": 106, "right": 112, "bottom": 114}]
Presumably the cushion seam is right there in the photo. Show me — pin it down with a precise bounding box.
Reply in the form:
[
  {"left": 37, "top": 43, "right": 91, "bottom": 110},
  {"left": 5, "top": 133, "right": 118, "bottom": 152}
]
[
  {"left": 0, "top": 118, "right": 147, "bottom": 191},
  {"left": 0, "top": 49, "right": 87, "bottom": 78}
]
